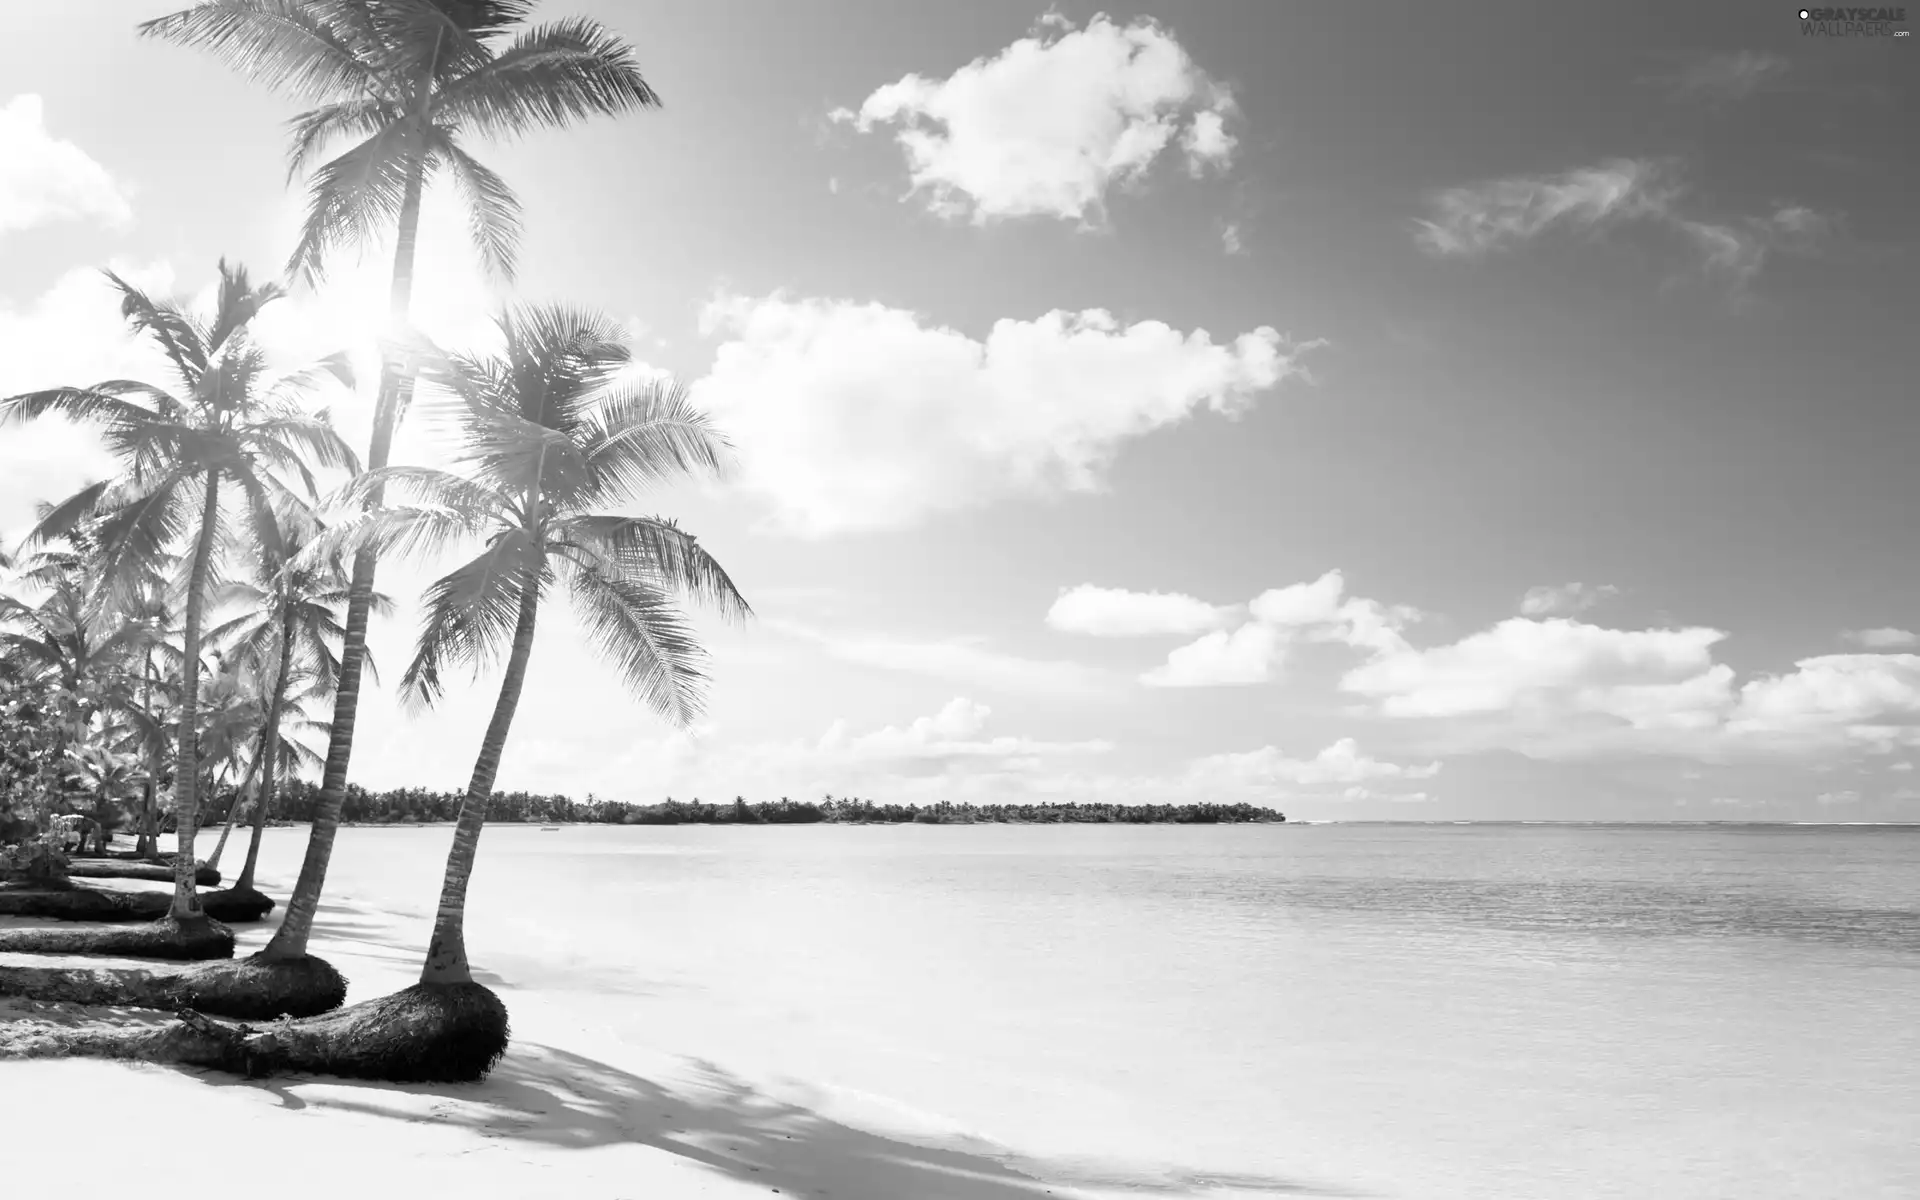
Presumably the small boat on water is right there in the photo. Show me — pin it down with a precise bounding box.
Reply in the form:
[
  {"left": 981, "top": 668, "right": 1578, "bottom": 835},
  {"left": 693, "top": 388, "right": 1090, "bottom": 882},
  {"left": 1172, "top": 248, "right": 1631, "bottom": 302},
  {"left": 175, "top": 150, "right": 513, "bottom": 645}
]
[{"left": 540, "top": 826, "right": 560, "bottom": 831}]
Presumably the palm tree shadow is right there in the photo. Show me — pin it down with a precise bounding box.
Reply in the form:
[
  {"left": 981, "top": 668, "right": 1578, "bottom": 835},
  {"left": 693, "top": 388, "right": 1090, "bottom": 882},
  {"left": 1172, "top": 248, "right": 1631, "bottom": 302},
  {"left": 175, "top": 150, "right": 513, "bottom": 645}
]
[{"left": 189, "top": 1043, "right": 1362, "bottom": 1199}]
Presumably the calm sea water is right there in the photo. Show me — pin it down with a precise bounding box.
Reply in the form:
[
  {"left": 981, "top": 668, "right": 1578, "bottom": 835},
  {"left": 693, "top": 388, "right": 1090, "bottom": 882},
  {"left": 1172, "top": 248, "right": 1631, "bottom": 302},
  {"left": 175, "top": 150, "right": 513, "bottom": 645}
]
[{"left": 256, "top": 822, "right": 1920, "bottom": 1199}]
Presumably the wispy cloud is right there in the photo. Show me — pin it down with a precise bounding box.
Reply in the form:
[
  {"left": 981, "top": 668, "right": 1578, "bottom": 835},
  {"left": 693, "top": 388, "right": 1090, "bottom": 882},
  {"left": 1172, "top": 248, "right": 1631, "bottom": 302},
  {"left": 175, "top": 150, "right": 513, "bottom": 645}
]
[
  {"left": 1664, "top": 51, "right": 1789, "bottom": 106},
  {"left": 1416, "top": 158, "right": 1827, "bottom": 290},
  {"left": 1844, "top": 627, "right": 1919, "bottom": 649},
  {"left": 1520, "top": 582, "right": 1620, "bottom": 617},
  {"left": 767, "top": 617, "right": 1110, "bottom": 696},
  {"left": 1414, "top": 158, "right": 1672, "bottom": 257}
]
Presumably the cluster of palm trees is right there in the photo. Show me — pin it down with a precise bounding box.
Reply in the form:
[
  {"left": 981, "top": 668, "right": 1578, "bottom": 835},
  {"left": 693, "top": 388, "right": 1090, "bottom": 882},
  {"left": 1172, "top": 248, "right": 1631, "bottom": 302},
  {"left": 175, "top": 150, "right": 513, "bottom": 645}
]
[{"left": 0, "top": 0, "right": 748, "bottom": 1078}]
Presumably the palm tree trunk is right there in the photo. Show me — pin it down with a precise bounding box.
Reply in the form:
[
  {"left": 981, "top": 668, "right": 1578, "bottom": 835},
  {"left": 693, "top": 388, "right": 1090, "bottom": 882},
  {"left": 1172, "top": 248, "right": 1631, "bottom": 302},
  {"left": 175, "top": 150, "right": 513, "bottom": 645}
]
[
  {"left": 235, "top": 604, "right": 297, "bottom": 894},
  {"left": 263, "top": 151, "right": 428, "bottom": 961},
  {"left": 205, "top": 731, "right": 266, "bottom": 871},
  {"left": 137, "top": 655, "right": 158, "bottom": 858},
  {"left": 171, "top": 470, "right": 221, "bottom": 922},
  {"left": 419, "top": 576, "right": 540, "bottom": 986}
]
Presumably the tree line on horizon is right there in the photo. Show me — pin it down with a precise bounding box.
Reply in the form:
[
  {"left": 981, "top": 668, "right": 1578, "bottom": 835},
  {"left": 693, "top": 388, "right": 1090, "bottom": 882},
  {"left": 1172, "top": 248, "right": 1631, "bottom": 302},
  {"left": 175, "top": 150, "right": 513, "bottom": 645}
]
[{"left": 228, "top": 782, "right": 1289, "bottom": 826}]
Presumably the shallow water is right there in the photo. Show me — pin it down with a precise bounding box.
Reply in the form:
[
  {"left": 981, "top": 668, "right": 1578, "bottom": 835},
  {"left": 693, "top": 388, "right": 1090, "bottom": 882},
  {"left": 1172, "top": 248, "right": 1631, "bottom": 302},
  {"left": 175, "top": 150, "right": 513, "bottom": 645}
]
[{"left": 252, "top": 822, "right": 1920, "bottom": 1199}]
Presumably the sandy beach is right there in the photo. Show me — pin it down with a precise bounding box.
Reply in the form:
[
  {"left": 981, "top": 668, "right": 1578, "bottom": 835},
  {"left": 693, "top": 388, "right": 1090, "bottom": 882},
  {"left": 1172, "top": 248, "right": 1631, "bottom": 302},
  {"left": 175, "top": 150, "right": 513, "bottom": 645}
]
[{"left": 0, "top": 830, "right": 1308, "bottom": 1200}]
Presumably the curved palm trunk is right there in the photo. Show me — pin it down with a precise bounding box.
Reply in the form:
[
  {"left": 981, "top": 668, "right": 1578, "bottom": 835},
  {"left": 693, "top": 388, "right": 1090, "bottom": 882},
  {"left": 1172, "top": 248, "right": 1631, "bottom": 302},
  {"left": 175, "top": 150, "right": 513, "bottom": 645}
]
[
  {"left": 171, "top": 470, "right": 222, "bottom": 921},
  {"left": 206, "top": 728, "right": 267, "bottom": 871},
  {"left": 235, "top": 603, "right": 297, "bottom": 894},
  {"left": 420, "top": 578, "right": 540, "bottom": 986},
  {"left": 263, "top": 152, "right": 428, "bottom": 961}
]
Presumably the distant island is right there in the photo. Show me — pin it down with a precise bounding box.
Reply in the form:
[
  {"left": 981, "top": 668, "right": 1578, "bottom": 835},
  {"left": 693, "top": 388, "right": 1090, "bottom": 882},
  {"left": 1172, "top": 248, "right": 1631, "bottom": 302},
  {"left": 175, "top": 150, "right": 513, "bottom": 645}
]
[{"left": 242, "top": 781, "right": 1286, "bottom": 827}]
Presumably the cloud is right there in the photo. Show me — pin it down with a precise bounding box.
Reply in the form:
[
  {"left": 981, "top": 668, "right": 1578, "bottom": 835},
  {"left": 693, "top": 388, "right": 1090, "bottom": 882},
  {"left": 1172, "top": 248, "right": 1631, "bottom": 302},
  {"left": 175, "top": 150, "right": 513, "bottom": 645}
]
[
  {"left": 1674, "top": 206, "right": 1828, "bottom": 288},
  {"left": 1141, "top": 622, "right": 1280, "bottom": 687},
  {"left": 1416, "top": 158, "right": 1825, "bottom": 287},
  {"left": 1520, "top": 582, "right": 1620, "bottom": 617},
  {"left": 1414, "top": 158, "right": 1672, "bottom": 256},
  {"left": 1136, "top": 570, "right": 1417, "bottom": 687},
  {"left": 1344, "top": 618, "right": 1735, "bottom": 732},
  {"left": 527, "top": 698, "right": 1114, "bottom": 806},
  {"left": 1845, "top": 627, "right": 1918, "bottom": 649},
  {"left": 1187, "top": 737, "right": 1441, "bottom": 789},
  {"left": 1220, "top": 221, "right": 1244, "bottom": 255},
  {"left": 1815, "top": 789, "right": 1861, "bottom": 807},
  {"left": 1343, "top": 612, "right": 1920, "bottom": 759},
  {"left": 1248, "top": 570, "right": 1419, "bottom": 652},
  {"left": 1063, "top": 569, "right": 1920, "bottom": 761},
  {"left": 767, "top": 618, "right": 1109, "bottom": 697},
  {"left": 818, "top": 697, "right": 1112, "bottom": 763},
  {"left": 0, "top": 262, "right": 179, "bottom": 538},
  {"left": 835, "top": 14, "right": 1235, "bottom": 225},
  {"left": 692, "top": 293, "right": 1310, "bottom": 536},
  {"left": 1666, "top": 51, "right": 1788, "bottom": 105},
  {"left": 0, "top": 95, "right": 132, "bottom": 235},
  {"left": 1046, "top": 585, "right": 1232, "bottom": 637},
  {"left": 1725, "top": 654, "right": 1920, "bottom": 750}
]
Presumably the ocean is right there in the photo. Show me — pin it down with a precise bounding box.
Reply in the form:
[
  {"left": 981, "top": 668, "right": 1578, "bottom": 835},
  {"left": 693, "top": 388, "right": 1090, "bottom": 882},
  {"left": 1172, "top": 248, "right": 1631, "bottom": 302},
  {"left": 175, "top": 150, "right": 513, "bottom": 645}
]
[{"left": 251, "top": 821, "right": 1920, "bottom": 1199}]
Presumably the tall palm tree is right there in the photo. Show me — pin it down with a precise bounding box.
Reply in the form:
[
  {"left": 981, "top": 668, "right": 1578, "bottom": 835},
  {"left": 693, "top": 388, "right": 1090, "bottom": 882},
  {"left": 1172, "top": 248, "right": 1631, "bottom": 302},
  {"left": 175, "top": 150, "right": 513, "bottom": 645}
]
[
  {"left": 141, "top": 0, "right": 663, "bottom": 961},
  {"left": 333, "top": 306, "right": 746, "bottom": 987},
  {"left": 0, "top": 262, "right": 357, "bottom": 924}
]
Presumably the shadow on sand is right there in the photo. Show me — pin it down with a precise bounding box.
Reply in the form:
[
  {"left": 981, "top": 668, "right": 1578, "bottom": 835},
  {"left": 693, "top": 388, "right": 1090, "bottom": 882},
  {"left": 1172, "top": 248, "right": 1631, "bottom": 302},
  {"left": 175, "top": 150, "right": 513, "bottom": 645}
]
[
  {"left": 187, "top": 1042, "right": 1360, "bottom": 1200},
  {"left": 212, "top": 889, "right": 1359, "bottom": 1197}
]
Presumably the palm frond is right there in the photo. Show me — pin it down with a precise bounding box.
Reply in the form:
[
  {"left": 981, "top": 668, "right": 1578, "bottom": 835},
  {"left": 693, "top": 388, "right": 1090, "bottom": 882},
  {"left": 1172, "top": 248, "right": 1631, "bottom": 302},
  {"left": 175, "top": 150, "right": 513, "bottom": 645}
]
[
  {"left": 563, "top": 559, "right": 707, "bottom": 727},
  {"left": 139, "top": 0, "right": 389, "bottom": 104},
  {"left": 17, "top": 481, "right": 113, "bottom": 553},
  {"left": 0, "top": 386, "right": 165, "bottom": 432},
  {"left": 204, "top": 258, "right": 286, "bottom": 353},
  {"left": 399, "top": 531, "right": 537, "bottom": 711},
  {"left": 286, "top": 93, "right": 403, "bottom": 181},
  {"left": 243, "top": 411, "right": 361, "bottom": 476},
  {"left": 287, "top": 121, "right": 425, "bottom": 283},
  {"left": 299, "top": 500, "right": 485, "bottom": 570},
  {"left": 577, "top": 375, "right": 730, "bottom": 504},
  {"left": 554, "top": 515, "right": 751, "bottom": 623},
  {"left": 432, "top": 129, "right": 522, "bottom": 280},
  {"left": 432, "top": 17, "right": 662, "bottom": 140},
  {"left": 104, "top": 271, "right": 209, "bottom": 387}
]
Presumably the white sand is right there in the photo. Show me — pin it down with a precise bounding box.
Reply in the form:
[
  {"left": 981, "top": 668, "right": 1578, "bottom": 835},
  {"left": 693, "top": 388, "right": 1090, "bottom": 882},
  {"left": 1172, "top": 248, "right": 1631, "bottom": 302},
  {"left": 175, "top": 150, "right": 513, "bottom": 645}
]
[{"left": 0, "top": 838, "right": 1305, "bottom": 1200}]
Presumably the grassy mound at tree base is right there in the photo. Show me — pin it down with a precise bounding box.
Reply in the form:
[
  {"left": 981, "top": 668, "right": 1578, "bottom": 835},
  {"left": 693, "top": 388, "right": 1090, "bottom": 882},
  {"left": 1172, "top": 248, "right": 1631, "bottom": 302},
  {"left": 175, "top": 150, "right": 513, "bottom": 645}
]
[
  {"left": 0, "top": 981, "right": 508, "bottom": 1082},
  {"left": 0, "top": 914, "right": 235, "bottom": 960},
  {"left": 0, "top": 951, "right": 345, "bottom": 1020},
  {"left": 0, "top": 885, "right": 172, "bottom": 922},
  {"left": 194, "top": 887, "right": 276, "bottom": 923},
  {"left": 66, "top": 861, "right": 220, "bottom": 886},
  {"left": 0, "top": 886, "right": 272, "bottom": 924}
]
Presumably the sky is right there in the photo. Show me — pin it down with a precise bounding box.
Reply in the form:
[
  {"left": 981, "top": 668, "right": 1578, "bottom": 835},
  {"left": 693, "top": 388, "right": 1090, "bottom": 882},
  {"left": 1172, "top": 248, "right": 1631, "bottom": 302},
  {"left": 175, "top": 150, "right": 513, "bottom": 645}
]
[{"left": 1, "top": 0, "right": 1916, "bottom": 821}]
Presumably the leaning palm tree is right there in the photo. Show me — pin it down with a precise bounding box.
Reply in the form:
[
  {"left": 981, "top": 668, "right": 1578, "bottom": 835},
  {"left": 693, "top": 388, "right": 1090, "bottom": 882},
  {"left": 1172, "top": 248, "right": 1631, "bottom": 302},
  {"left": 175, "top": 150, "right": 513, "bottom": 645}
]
[
  {"left": 142, "top": 0, "right": 664, "bottom": 967},
  {"left": 0, "top": 261, "right": 357, "bottom": 946},
  {"left": 382, "top": 308, "right": 748, "bottom": 998}
]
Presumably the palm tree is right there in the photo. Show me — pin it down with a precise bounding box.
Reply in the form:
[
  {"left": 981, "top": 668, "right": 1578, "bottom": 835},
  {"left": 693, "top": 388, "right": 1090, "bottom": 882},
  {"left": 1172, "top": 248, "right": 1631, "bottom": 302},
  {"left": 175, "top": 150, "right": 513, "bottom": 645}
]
[
  {"left": 142, "top": 0, "right": 664, "bottom": 963},
  {"left": 194, "top": 649, "right": 268, "bottom": 869},
  {"left": 206, "top": 500, "right": 383, "bottom": 894},
  {"left": 0, "top": 261, "right": 357, "bottom": 927},
  {"left": 334, "top": 306, "right": 747, "bottom": 993}
]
